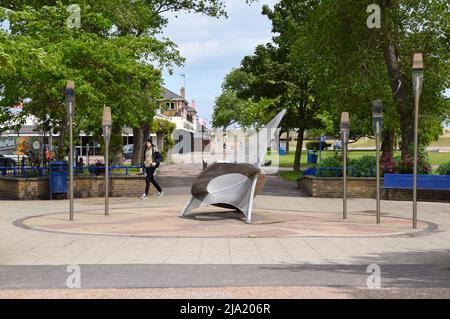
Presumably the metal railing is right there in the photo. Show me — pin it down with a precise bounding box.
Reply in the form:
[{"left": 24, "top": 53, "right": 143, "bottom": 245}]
[
  {"left": 0, "top": 166, "right": 49, "bottom": 177},
  {"left": 0, "top": 166, "right": 141, "bottom": 178},
  {"left": 75, "top": 166, "right": 141, "bottom": 177},
  {"left": 317, "top": 167, "right": 356, "bottom": 177}
]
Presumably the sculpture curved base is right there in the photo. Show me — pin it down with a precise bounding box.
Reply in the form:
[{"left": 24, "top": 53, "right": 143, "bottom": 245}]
[{"left": 179, "top": 162, "right": 265, "bottom": 223}]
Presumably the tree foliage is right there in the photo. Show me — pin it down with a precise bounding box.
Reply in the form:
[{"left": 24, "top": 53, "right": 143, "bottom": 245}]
[
  {"left": 213, "top": 0, "right": 324, "bottom": 170},
  {"left": 296, "top": 0, "right": 449, "bottom": 159},
  {"left": 0, "top": 1, "right": 252, "bottom": 163}
]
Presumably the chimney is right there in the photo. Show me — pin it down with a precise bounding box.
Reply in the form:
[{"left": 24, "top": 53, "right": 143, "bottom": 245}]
[
  {"left": 191, "top": 100, "right": 196, "bottom": 109},
  {"left": 180, "top": 86, "right": 185, "bottom": 99}
]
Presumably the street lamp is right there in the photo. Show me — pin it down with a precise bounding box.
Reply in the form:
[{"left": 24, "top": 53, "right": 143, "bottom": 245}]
[
  {"left": 223, "top": 131, "right": 227, "bottom": 161},
  {"left": 102, "top": 106, "right": 112, "bottom": 216},
  {"left": 201, "top": 125, "right": 208, "bottom": 169},
  {"left": 412, "top": 53, "right": 424, "bottom": 229},
  {"left": 66, "top": 80, "right": 75, "bottom": 221},
  {"left": 340, "top": 112, "right": 350, "bottom": 220},
  {"left": 373, "top": 100, "right": 383, "bottom": 224}
]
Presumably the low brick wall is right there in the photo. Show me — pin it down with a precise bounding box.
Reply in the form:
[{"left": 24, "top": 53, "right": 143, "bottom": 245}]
[
  {"left": 0, "top": 176, "right": 153, "bottom": 200},
  {"left": 74, "top": 176, "right": 148, "bottom": 198},
  {"left": 0, "top": 177, "right": 49, "bottom": 200},
  {"left": 298, "top": 176, "right": 450, "bottom": 202}
]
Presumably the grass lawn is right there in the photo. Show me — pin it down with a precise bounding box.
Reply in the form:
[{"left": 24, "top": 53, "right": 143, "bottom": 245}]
[
  {"left": 311, "top": 136, "right": 450, "bottom": 148},
  {"left": 279, "top": 171, "right": 303, "bottom": 182},
  {"left": 276, "top": 150, "right": 450, "bottom": 168}
]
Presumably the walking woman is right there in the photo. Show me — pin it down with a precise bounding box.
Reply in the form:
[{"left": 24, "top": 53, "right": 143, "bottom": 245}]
[{"left": 140, "top": 140, "right": 164, "bottom": 199}]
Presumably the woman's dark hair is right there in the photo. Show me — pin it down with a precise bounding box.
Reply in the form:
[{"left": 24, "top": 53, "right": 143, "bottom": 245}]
[{"left": 144, "top": 139, "right": 155, "bottom": 148}]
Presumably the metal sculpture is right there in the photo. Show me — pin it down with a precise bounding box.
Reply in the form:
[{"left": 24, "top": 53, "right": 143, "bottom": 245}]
[{"left": 180, "top": 109, "right": 286, "bottom": 223}]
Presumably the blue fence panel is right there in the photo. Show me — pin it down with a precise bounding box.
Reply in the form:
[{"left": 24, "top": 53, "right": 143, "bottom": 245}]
[
  {"left": 303, "top": 167, "right": 316, "bottom": 176},
  {"left": 383, "top": 174, "right": 450, "bottom": 190}
]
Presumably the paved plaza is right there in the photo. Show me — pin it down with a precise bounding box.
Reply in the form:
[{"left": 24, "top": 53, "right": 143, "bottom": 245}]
[{"left": 0, "top": 165, "right": 449, "bottom": 298}]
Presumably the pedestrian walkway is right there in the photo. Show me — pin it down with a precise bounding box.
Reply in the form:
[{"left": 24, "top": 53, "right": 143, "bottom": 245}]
[
  {"left": 18, "top": 200, "right": 430, "bottom": 238},
  {"left": 0, "top": 195, "right": 449, "bottom": 266},
  {"left": 0, "top": 169, "right": 449, "bottom": 295}
]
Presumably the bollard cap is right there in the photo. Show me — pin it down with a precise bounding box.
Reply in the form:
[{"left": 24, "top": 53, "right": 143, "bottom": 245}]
[
  {"left": 412, "top": 53, "right": 424, "bottom": 71},
  {"left": 66, "top": 80, "right": 75, "bottom": 104},
  {"left": 102, "top": 106, "right": 112, "bottom": 127},
  {"left": 340, "top": 112, "right": 350, "bottom": 132},
  {"left": 373, "top": 100, "right": 382, "bottom": 119}
]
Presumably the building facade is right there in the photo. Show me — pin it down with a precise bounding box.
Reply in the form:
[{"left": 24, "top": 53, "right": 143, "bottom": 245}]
[{"left": 0, "top": 86, "right": 209, "bottom": 162}]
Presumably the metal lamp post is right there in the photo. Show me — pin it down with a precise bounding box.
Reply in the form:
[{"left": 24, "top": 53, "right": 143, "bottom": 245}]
[
  {"left": 373, "top": 100, "right": 383, "bottom": 224},
  {"left": 223, "top": 131, "right": 227, "bottom": 161},
  {"left": 66, "top": 81, "right": 75, "bottom": 221},
  {"left": 102, "top": 106, "right": 112, "bottom": 216},
  {"left": 340, "top": 112, "right": 350, "bottom": 220},
  {"left": 412, "top": 53, "right": 424, "bottom": 229},
  {"left": 202, "top": 125, "right": 208, "bottom": 169}
]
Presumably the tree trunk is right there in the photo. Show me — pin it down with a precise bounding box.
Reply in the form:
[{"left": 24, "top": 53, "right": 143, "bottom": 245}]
[
  {"left": 57, "top": 118, "right": 67, "bottom": 160},
  {"left": 132, "top": 125, "right": 149, "bottom": 166},
  {"left": 109, "top": 125, "right": 124, "bottom": 166},
  {"left": 381, "top": 129, "right": 394, "bottom": 158},
  {"left": 293, "top": 127, "right": 305, "bottom": 171},
  {"left": 382, "top": 1, "right": 413, "bottom": 159},
  {"left": 384, "top": 43, "right": 413, "bottom": 159},
  {"left": 286, "top": 130, "right": 290, "bottom": 154},
  {"left": 399, "top": 116, "right": 414, "bottom": 159}
]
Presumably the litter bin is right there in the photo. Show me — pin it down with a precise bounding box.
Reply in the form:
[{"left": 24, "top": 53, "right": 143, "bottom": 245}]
[
  {"left": 279, "top": 147, "right": 286, "bottom": 156},
  {"left": 49, "top": 161, "right": 68, "bottom": 199},
  {"left": 307, "top": 150, "right": 318, "bottom": 164}
]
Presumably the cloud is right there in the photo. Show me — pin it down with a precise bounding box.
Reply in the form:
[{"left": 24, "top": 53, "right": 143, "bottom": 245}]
[
  {"left": 161, "top": 0, "right": 276, "bottom": 65},
  {"left": 159, "top": 0, "right": 278, "bottom": 122},
  {"left": 177, "top": 36, "right": 271, "bottom": 64}
]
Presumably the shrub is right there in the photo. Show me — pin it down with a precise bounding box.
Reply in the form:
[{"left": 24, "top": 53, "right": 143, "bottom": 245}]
[
  {"left": 352, "top": 156, "right": 377, "bottom": 177},
  {"left": 395, "top": 155, "right": 431, "bottom": 175},
  {"left": 316, "top": 155, "right": 344, "bottom": 177},
  {"left": 24, "top": 170, "right": 40, "bottom": 178},
  {"left": 437, "top": 161, "right": 450, "bottom": 176},
  {"left": 306, "top": 141, "right": 331, "bottom": 151},
  {"left": 381, "top": 152, "right": 398, "bottom": 175}
]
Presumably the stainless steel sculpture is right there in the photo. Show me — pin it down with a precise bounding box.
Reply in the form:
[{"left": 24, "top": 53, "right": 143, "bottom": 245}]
[{"left": 180, "top": 109, "right": 286, "bottom": 223}]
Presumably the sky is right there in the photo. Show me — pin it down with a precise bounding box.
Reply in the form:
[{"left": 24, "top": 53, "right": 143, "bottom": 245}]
[
  {"left": 2, "top": 1, "right": 448, "bottom": 128},
  {"left": 159, "top": 1, "right": 449, "bottom": 128},
  {"left": 159, "top": 0, "right": 278, "bottom": 125}
]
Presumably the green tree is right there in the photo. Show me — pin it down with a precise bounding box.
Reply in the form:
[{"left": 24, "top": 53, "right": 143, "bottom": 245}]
[
  {"left": 1, "top": 1, "right": 254, "bottom": 164},
  {"left": 0, "top": 3, "right": 174, "bottom": 163},
  {"left": 297, "top": 0, "right": 449, "bottom": 161},
  {"left": 213, "top": 1, "right": 325, "bottom": 171},
  {"left": 212, "top": 89, "right": 243, "bottom": 131}
]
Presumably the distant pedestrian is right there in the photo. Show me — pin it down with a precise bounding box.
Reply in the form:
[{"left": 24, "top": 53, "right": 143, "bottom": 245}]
[{"left": 140, "top": 140, "right": 164, "bottom": 199}]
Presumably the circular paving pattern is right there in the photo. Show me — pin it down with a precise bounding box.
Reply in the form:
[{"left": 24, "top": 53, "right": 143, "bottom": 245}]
[{"left": 18, "top": 205, "right": 432, "bottom": 238}]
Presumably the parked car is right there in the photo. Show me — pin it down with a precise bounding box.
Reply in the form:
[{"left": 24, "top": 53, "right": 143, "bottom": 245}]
[
  {"left": 123, "top": 144, "right": 134, "bottom": 160},
  {"left": 0, "top": 155, "right": 17, "bottom": 167},
  {"left": 333, "top": 141, "right": 342, "bottom": 150}
]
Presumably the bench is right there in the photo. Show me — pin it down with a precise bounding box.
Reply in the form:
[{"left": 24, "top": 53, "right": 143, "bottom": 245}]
[{"left": 383, "top": 174, "right": 450, "bottom": 191}]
